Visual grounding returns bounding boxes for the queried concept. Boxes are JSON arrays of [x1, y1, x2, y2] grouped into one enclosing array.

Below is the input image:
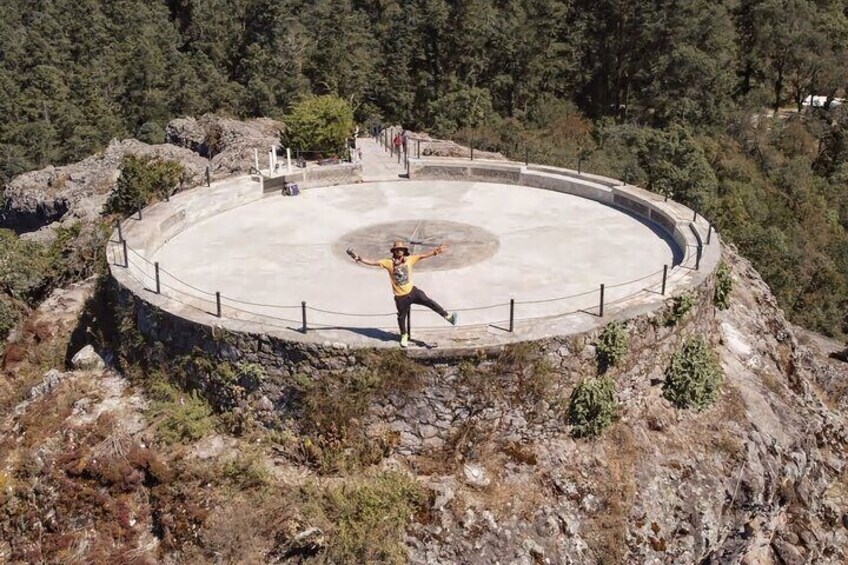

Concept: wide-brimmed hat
[[390, 240, 410, 255]]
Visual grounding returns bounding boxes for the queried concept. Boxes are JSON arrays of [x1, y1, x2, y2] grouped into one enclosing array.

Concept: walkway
[[358, 137, 407, 181]]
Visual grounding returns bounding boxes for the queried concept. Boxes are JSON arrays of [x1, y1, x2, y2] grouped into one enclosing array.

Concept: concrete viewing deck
[[109, 140, 720, 351]]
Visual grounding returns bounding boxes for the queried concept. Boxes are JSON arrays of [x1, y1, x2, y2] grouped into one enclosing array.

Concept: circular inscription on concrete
[[335, 219, 500, 271]]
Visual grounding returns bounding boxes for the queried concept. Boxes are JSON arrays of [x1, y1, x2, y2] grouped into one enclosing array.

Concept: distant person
[[347, 241, 457, 347], [393, 131, 403, 153]]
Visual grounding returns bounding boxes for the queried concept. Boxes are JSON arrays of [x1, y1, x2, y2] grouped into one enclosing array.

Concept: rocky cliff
[[0, 117, 845, 562], [0, 115, 281, 238], [0, 242, 844, 563]]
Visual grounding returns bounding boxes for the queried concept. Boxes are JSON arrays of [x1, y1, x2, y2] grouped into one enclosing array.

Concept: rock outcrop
[[403, 246, 848, 564], [166, 114, 282, 174], [1, 115, 282, 237], [1, 139, 208, 236]]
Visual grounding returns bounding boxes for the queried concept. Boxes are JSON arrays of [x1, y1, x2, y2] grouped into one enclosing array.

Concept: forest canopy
[[0, 0, 846, 337]]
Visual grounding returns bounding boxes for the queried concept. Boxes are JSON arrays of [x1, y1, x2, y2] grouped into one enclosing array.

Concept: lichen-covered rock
[[71, 344, 105, 371], [1, 139, 208, 234], [166, 114, 283, 174]]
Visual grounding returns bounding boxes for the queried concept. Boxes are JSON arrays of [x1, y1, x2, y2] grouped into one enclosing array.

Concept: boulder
[[463, 462, 491, 488], [166, 114, 283, 174], [71, 345, 105, 371], [2, 139, 209, 234]]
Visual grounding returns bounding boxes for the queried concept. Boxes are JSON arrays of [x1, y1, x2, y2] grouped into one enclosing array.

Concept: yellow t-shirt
[[378, 255, 421, 296]]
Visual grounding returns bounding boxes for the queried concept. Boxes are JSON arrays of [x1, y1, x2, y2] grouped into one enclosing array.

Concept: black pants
[[395, 287, 447, 334]]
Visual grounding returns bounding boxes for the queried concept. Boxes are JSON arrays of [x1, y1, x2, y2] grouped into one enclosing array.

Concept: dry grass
[[16, 380, 91, 448], [715, 382, 748, 425], [581, 424, 640, 564]]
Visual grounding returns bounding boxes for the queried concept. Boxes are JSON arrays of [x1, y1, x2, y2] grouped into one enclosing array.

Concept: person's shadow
[[342, 327, 436, 349]]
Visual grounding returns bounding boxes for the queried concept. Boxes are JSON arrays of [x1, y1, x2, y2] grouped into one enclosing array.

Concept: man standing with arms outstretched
[[348, 241, 457, 347]]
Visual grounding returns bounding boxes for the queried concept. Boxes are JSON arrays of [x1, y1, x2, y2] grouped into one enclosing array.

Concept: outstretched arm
[[417, 244, 447, 261], [347, 248, 382, 267]]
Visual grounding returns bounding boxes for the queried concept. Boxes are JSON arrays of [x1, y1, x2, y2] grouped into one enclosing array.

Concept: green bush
[[147, 379, 216, 445], [104, 155, 183, 216], [0, 229, 57, 303], [714, 262, 733, 310], [302, 472, 425, 564], [283, 95, 354, 155], [0, 295, 24, 341], [136, 121, 165, 144], [596, 321, 629, 372], [663, 338, 723, 410], [221, 452, 270, 489], [568, 376, 617, 438], [665, 291, 695, 326]]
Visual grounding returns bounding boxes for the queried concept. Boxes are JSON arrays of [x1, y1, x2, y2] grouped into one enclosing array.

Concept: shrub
[[147, 379, 216, 445], [302, 472, 425, 564], [221, 452, 270, 490], [282, 95, 354, 156], [104, 155, 183, 216], [369, 350, 423, 393], [0, 295, 24, 341], [136, 121, 165, 144], [568, 376, 617, 438], [518, 358, 556, 404], [663, 338, 723, 410], [665, 291, 695, 326], [596, 321, 629, 372], [714, 262, 733, 310], [495, 341, 537, 372], [0, 229, 56, 303]]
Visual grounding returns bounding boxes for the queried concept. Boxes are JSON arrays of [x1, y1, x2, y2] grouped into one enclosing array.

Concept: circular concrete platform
[[148, 180, 681, 333]]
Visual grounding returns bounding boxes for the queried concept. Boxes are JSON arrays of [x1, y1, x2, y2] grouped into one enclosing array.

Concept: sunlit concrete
[[147, 180, 682, 338]]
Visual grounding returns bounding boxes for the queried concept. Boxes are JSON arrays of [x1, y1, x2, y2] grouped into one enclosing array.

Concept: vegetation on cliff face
[[104, 155, 184, 216]]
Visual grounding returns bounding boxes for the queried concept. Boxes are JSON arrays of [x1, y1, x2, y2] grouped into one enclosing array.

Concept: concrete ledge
[[261, 163, 362, 193], [109, 159, 722, 358]]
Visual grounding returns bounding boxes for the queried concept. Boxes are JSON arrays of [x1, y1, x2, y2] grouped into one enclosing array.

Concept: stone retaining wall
[[115, 261, 718, 452], [110, 157, 723, 449]]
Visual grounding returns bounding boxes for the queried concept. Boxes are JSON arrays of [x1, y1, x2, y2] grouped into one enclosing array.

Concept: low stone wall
[[409, 159, 698, 257], [261, 162, 362, 193]]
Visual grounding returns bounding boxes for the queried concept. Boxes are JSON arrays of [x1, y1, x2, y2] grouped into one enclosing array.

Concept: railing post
[[205, 165, 211, 187], [470, 143, 474, 161], [301, 301, 307, 333], [707, 224, 712, 245], [417, 139, 421, 159], [216, 292, 222, 317], [577, 156, 582, 175], [525, 147, 529, 166], [509, 298, 515, 332], [137, 207, 143, 221], [661, 264, 668, 295], [693, 209, 697, 221], [599, 284, 605, 317], [154, 262, 160, 294], [116, 220, 123, 242], [122, 240, 128, 268], [696, 247, 702, 270]]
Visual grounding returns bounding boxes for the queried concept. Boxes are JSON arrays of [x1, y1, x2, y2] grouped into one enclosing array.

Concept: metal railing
[[111, 234, 703, 337], [112, 132, 715, 338]]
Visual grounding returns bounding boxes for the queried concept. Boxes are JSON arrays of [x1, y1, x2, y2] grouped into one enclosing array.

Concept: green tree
[[105, 155, 184, 216], [282, 95, 354, 154]]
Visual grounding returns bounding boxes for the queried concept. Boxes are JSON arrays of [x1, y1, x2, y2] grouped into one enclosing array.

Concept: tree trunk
[[773, 67, 784, 113]]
